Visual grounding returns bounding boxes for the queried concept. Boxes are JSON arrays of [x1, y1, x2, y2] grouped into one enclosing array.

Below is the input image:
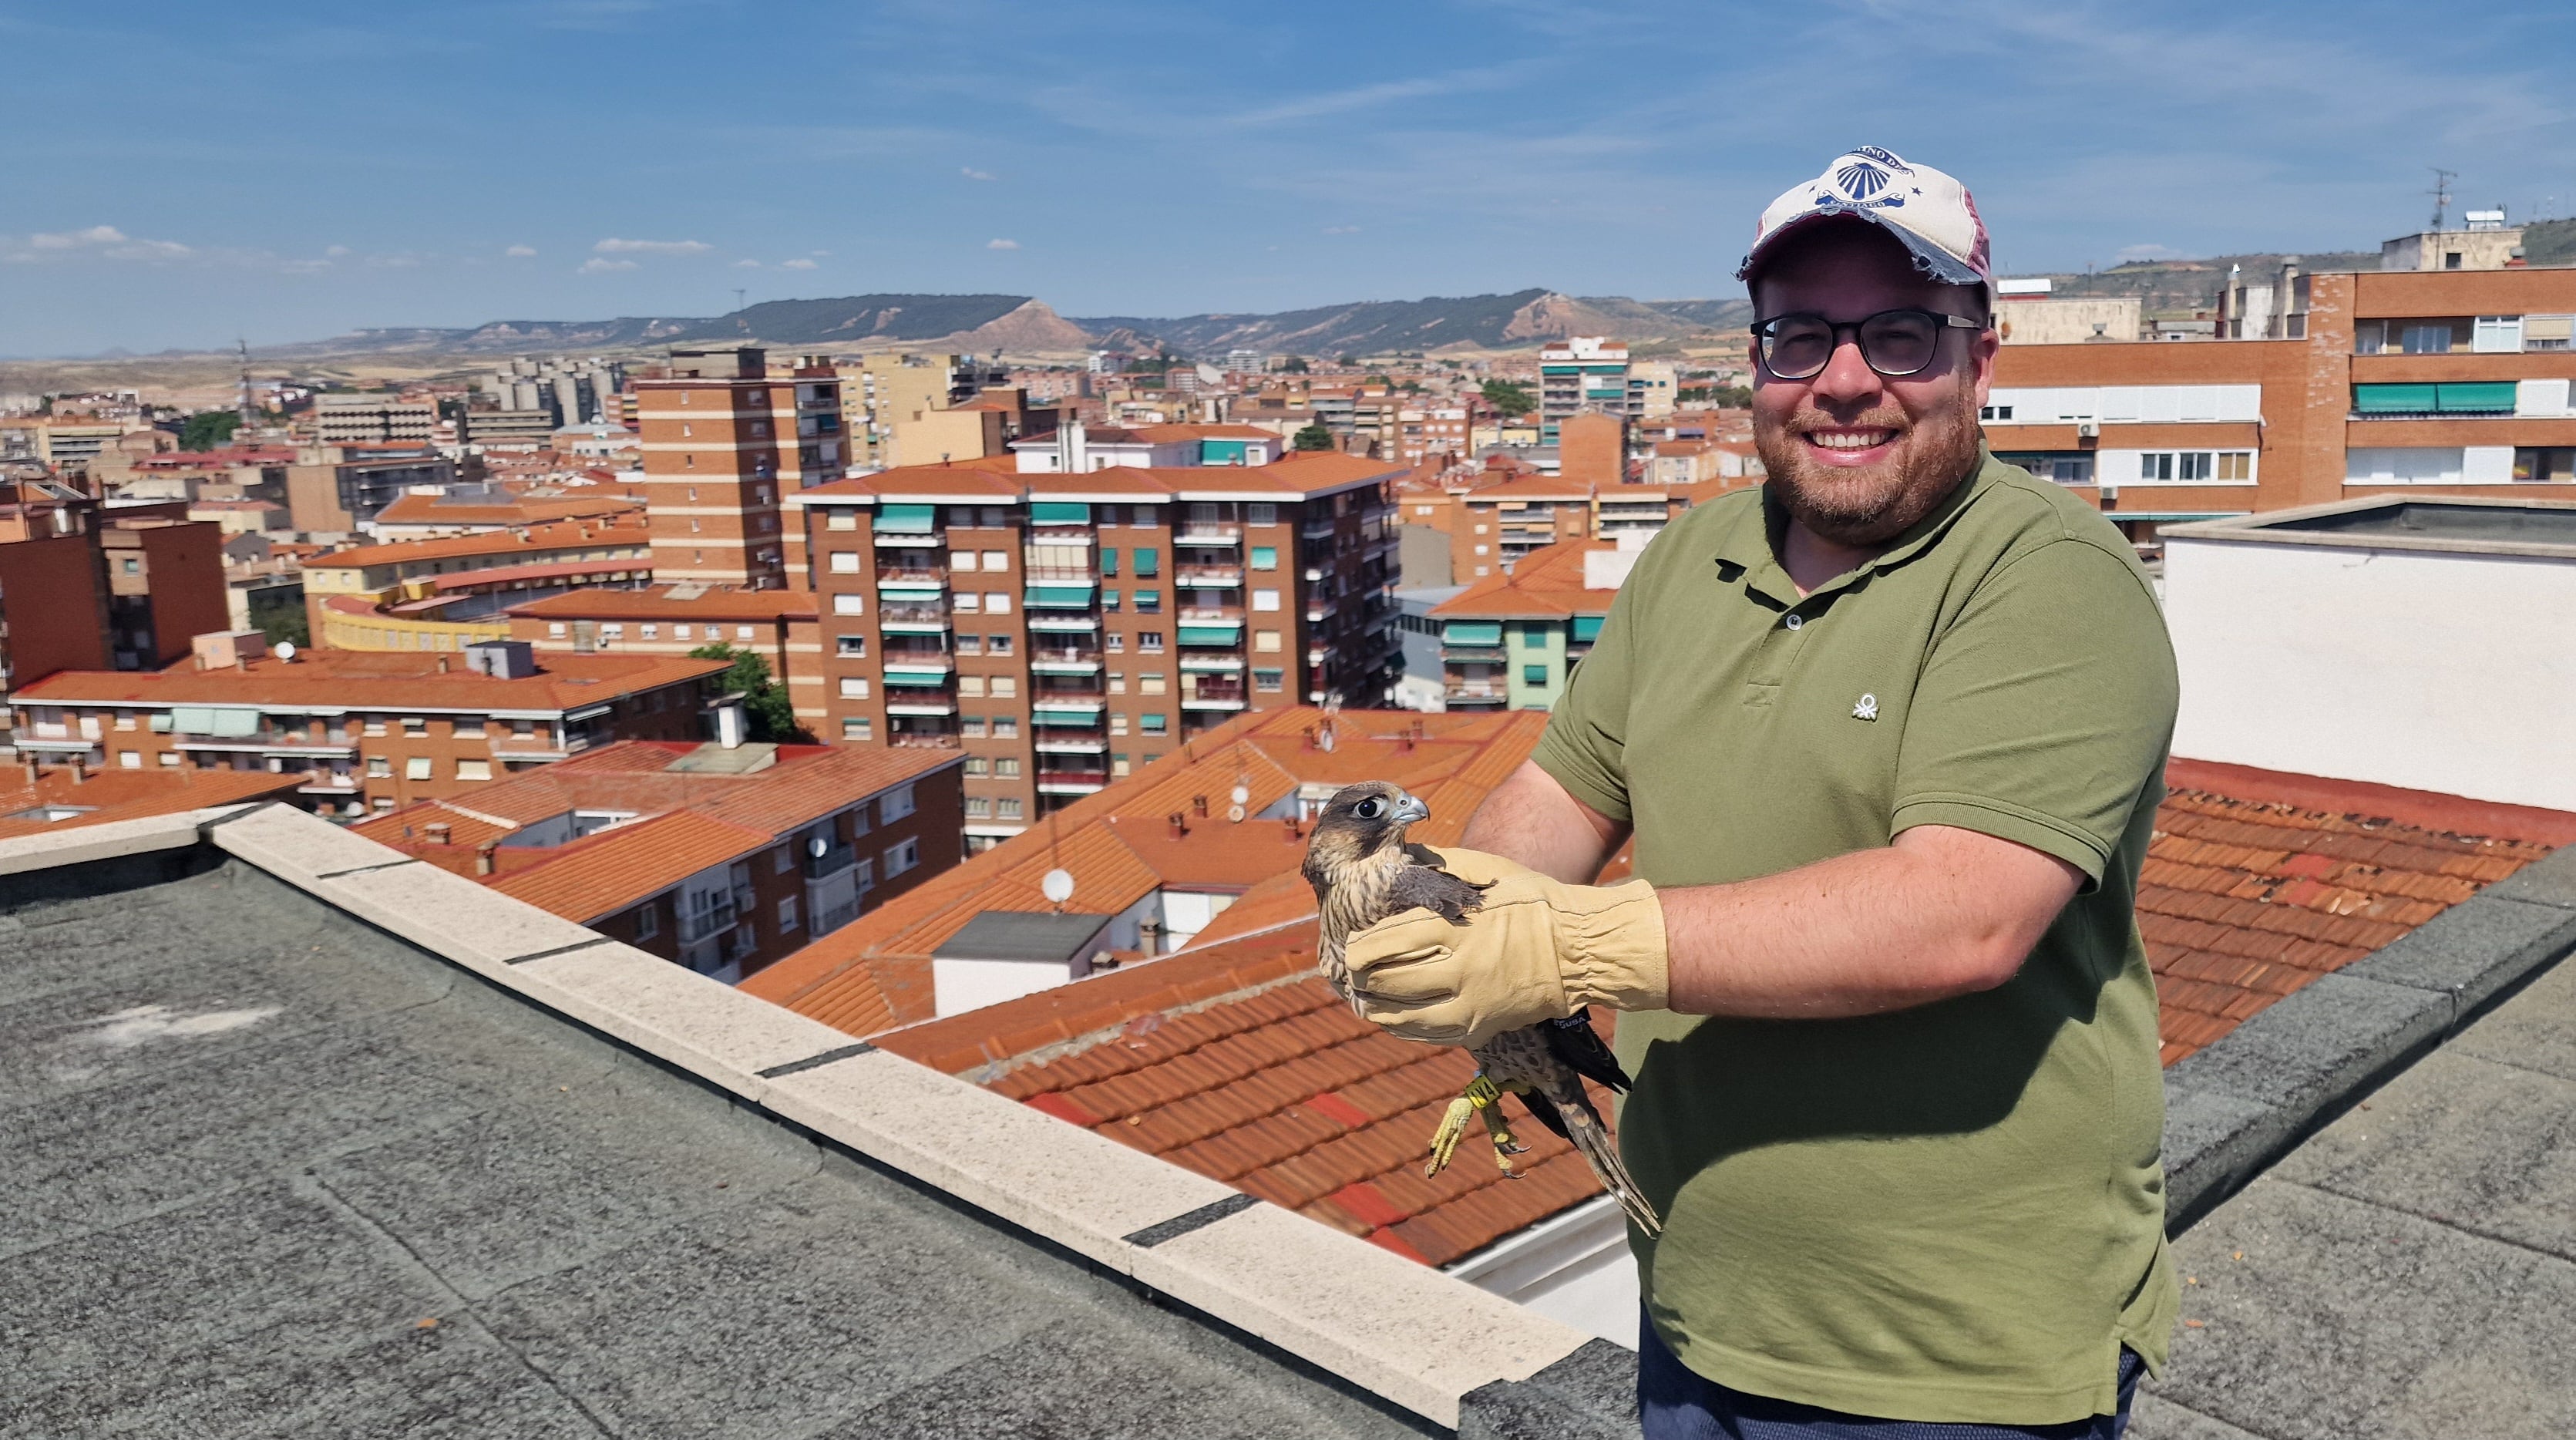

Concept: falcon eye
[[1354, 798, 1384, 819]]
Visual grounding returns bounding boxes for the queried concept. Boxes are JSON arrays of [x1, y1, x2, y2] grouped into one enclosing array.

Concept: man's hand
[[1346, 852, 1669, 1048]]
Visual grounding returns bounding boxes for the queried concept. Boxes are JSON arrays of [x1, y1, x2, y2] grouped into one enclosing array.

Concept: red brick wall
[[0, 535, 111, 689]]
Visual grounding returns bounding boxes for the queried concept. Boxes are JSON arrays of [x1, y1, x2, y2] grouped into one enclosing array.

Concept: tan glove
[[1347, 846, 1669, 1048]]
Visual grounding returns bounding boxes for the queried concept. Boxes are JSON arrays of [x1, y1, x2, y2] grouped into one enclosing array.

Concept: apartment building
[[99, 520, 227, 671], [9, 637, 725, 813], [1431, 537, 1631, 710], [283, 445, 457, 532], [836, 352, 1004, 469], [367, 486, 644, 540], [1011, 422, 1282, 473], [352, 738, 963, 984], [1538, 338, 1632, 443], [311, 394, 439, 445], [508, 584, 819, 696], [1986, 261, 2576, 552], [781, 451, 1404, 851], [634, 345, 846, 589], [303, 513, 654, 649]]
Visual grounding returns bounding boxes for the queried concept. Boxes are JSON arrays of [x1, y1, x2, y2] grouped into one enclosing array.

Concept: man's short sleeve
[[1891, 539, 2177, 883], [1530, 584, 1639, 823]]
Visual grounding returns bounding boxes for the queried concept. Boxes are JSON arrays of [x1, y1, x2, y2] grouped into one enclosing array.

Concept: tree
[[178, 412, 240, 451], [1292, 423, 1336, 452], [1280, 356, 1310, 374], [688, 641, 807, 742], [1337, 355, 1358, 367], [1480, 380, 1536, 418]]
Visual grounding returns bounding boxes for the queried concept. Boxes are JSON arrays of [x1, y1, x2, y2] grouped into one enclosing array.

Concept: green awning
[[1032, 706, 1105, 724], [876, 582, 943, 600], [2438, 382, 2519, 412], [171, 706, 217, 735], [873, 503, 937, 532], [1571, 615, 1605, 643], [2353, 383, 2438, 412], [1031, 501, 1091, 523], [1177, 623, 1243, 645], [213, 708, 261, 737], [880, 671, 949, 687], [1024, 584, 1097, 608], [1442, 621, 1504, 646]]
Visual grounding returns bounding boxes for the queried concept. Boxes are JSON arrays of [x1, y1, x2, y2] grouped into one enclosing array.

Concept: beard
[[1754, 389, 1984, 548]]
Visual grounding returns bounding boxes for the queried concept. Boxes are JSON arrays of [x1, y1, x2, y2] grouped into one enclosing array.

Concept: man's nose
[[1807, 335, 1885, 406]]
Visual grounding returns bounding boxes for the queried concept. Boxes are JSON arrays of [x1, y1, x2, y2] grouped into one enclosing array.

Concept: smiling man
[[1343, 149, 2181, 1436]]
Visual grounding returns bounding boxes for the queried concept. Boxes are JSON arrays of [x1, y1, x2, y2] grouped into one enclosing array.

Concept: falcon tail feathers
[[1542, 1088, 1662, 1236]]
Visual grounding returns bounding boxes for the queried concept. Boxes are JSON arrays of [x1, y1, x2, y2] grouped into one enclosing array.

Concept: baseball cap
[[1737, 146, 1993, 301]]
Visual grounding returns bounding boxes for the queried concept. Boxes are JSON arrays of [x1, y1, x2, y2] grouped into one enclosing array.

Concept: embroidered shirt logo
[[1851, 693, 1879, 722]]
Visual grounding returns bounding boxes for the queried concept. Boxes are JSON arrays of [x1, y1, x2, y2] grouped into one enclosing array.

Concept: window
[[954, 593, 981, 614], [1111, 712, 1129, 735], [454, 716, 486, 738], [836, 635, 867, 657], [2473, 315, 2524, 354], [401, 717, 427, 737], [635, 902, 660, 940], [839, 677, 869, 699], [982, 550, 1007, 571], [990, 676, 1017, 698], [2215, 451, 2254, 481], [997, 798, 1024, 820], [961, 716, 987, 738], [1518, 628, 1545, 649], [1140, 714, 1168, 735], [404, 756, 432, 780], [1132, 547, 1159, 577], [1253, 589, 1281, 611], [1102, 590, 1121, 611], [117, 749, 141, 769], [829, 552, 860, 574], [777, 897, 800, 932], [1139, 631, 1165, 653], [1106, 632, 1125, 653], [832, 593, 864, 616], [959, 675, 986, 698], [966, 796, 991, 819], [841, 717, 871, 740], [160, 752, 183, 768], [1523, 665, 1549, 685], [2514, 447, 2576, 482], [1108, 671, 1126, 695], [736, 626, 754, 640], [826, 510, 859, 531], [883, 837, 921, 877], [1132, 505, 1158, 526], [640, 624, 660, 641], [120, 557, 140, 575], [1255, 630, 1282, 654], [985, 591, 1012, 615], [600, 623, 624, 641], [1248, 503, 1276, 525], [1135, 590, 1161, 614], [455, 757, 493, 782], [992, 718, 1017, 739], [2400, 324, 2454, 355], [953, 552, 979, 573], [1100, 548, 1119, 577], [1253, 668, 1284, 693], [965, 755, 990, 777], [774, 843, 796, 874], [1140, 672, 1168, 695], [879, 784, 916, 822], [1250, 546, 1278, 570], [987, 634, 1011, 656], [1978, 403, 2014, 421], [549, 622, 567, 638], [994, 758, 1021, 779]]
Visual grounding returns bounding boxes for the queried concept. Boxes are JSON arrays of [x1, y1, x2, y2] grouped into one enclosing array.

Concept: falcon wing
[[1385, 862, 1488, 927], [1541, 1008, 1635, 1094]]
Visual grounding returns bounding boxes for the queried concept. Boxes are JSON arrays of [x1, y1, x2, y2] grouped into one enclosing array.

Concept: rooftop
[[14, 651, 729, 714], [370, 490, 644, 530], [1431, 538, 1625, 621], [311, 513, 653, 570], [2171, 495, 2576, 557], [0, 767, 302, 839], [508, 583, 819, 622]]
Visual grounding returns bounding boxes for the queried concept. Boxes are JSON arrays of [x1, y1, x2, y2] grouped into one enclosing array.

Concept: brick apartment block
[[781, 451, 1405, 852], [507, 584, 820, 699], [8, 638, 726, 813], [634, 345, 847, 589]]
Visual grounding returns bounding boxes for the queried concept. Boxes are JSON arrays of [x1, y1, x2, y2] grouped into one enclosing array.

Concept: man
[[1346, 147, 2178, 1437]]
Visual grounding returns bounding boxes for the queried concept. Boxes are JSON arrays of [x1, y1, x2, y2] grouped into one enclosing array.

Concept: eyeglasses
[[1750, 308, 1986, 381]]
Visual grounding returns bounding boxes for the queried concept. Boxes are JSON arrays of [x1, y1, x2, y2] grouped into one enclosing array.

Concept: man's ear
[[1968, 322, 1999, 407]]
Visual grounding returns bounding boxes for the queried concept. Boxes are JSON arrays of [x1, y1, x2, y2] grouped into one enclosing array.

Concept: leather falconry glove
[[1346, 846, 1669, 1049]]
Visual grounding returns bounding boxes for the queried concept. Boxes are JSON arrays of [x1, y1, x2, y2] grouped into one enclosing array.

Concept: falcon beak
[[1392, 792, 1429, 825]]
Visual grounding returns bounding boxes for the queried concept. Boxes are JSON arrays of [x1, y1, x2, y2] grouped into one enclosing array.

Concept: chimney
[[1167, 811, 1187, 841], [474, 841, 496, 876], [1192, 793, 1209, 818], [68, 757, 85, 784], [436, 654, 450, 674]]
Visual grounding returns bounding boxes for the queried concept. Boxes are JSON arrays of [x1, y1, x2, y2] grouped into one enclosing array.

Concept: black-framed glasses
[[1751, 308, 1986, 381]]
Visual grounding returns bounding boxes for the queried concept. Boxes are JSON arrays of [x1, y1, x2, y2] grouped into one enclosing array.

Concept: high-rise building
[[635, 346, 845, 590], [1537, 337, 1632, 443], [782, 451, 1404, 851]]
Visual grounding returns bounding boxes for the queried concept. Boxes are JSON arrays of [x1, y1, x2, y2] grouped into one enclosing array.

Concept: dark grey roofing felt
[[931, 910, 1114, 964], [2265, 500, 2576, 547], [0, 852, 1423, 1439]]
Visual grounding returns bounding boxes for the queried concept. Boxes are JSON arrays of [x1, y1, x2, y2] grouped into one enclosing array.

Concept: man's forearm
[[1459, 761, 1628, 884], [1659, 826, 2081, 1018]]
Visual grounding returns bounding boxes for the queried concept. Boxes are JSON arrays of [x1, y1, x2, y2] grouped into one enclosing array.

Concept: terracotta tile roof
[[15, 652, 728, 714], [2144, 759, 2570, 1063], [311, 513, 652, 569], [507, 585, 817, 622], [485, 810, 774, 920], [738, 708, 1551, 1029], [1430, 539, 1620, 620], [0, 768, 303, 839], [1465, 474, 1596, 503], [370, 492, 642, 528]]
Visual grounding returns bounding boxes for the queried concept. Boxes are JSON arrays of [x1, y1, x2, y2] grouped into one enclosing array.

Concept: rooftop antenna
[[2428, 168, 2458, 232], [235, 339, 256, 433], [731, 287, 748, 314]]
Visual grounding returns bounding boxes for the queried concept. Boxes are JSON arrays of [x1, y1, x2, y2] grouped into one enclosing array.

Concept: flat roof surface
[[2269, 500, 2576, 546], [932, 910, 1112, 964], [0, 856, 1419, 1438]]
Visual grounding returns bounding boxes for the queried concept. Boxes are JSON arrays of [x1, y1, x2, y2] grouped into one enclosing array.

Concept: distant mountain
[[1075, 289, 1754, 358]]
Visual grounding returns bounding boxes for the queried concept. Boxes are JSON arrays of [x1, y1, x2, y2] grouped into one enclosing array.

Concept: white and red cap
[[1737, 146, 1993, 301]]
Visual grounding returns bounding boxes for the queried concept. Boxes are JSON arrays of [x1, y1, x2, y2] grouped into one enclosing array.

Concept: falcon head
[[1301, 781, 1430, 884]]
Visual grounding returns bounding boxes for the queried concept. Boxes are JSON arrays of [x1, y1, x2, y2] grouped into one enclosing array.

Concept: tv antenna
[[731, 287, 748, 313], [2428, 168, 2458, 231], [235, 338, 256, 431]]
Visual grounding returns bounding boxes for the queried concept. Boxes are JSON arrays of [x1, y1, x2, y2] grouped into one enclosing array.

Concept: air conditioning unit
[[2077, 422, 2100, 439]]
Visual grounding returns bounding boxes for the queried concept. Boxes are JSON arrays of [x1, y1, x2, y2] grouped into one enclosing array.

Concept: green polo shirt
[[1531, 452, 2180, 1425]]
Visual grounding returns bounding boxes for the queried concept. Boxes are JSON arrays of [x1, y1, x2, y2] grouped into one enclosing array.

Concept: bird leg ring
[[1425, 1074, 1522, 1179]]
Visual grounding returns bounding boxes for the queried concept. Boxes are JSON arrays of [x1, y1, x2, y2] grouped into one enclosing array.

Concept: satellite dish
[[274, 641, 297, 661], [809, 836, 828, 858], [1041, 868, 1075, 905], [1226, 804, 1246, 823], [1229, 784, 1250, 807]]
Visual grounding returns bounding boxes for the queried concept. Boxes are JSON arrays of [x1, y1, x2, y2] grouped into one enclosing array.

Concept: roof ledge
[[0, 802, 1591, 1428]]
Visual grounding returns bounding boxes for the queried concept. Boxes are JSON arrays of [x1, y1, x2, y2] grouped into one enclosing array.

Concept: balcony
[[1176, 606, 1244, 624], [878, 603, 949, 632], [1027, 648, 1102, 675], [802, 840, 859, 881], [873, 530, 942, 547], [1300, 519, 1337, 540], [886, 698, 958, 716], [876, 567, 949, 586], [1026, 613, 1099, 631], [1034, 770, 1109, 795], [1179, 654, 1243, 672], [880, 655, 956, 678], [1176, 566, 1243, 586], [1176, 523, 1242, 544], [1444, 681, 1508, 705], [677, 900, 739, 945], [1034, 737, 1109, 754], [888, 732, 960, 749]]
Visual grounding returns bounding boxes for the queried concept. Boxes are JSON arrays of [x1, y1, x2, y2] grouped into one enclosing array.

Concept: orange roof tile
[[15, 651, 728, 714], [508, 584, 817, 622], [486, 810, 775, 920], [371, 492, 642, 528], [1430, 538, 1621, 621], [0, 768, 303, 840], [311, 513, 652, 569]]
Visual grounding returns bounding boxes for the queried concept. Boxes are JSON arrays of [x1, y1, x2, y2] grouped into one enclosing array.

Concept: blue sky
[[3, 0, 2571, 356]]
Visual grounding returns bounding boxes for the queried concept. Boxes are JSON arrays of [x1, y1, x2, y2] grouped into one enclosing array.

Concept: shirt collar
[[1715, 445, 1999, 607]]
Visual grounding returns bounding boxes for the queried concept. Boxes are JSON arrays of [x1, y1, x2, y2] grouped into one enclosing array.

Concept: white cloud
[[987, 237, 1021, 250], [579, 257, 640, 274], [781, 257, 818, 270], [30, 224, 126, 250], [1322, 225, 1361, 234], [731, 257, 762, 268], [962, 167, 997, 181], [18, 224, 193, 261], [324, 244, 351, 257], [593, 237, 711, 254], [2114, 243, 2185, 262], [505, 244, 537, 257]]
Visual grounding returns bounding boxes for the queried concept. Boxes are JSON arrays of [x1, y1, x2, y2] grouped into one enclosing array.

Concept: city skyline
[[2, 0, 2572, 356]]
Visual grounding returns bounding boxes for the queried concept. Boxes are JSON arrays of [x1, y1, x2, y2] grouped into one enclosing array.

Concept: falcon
[[1303, 781, 1661, 1235]]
